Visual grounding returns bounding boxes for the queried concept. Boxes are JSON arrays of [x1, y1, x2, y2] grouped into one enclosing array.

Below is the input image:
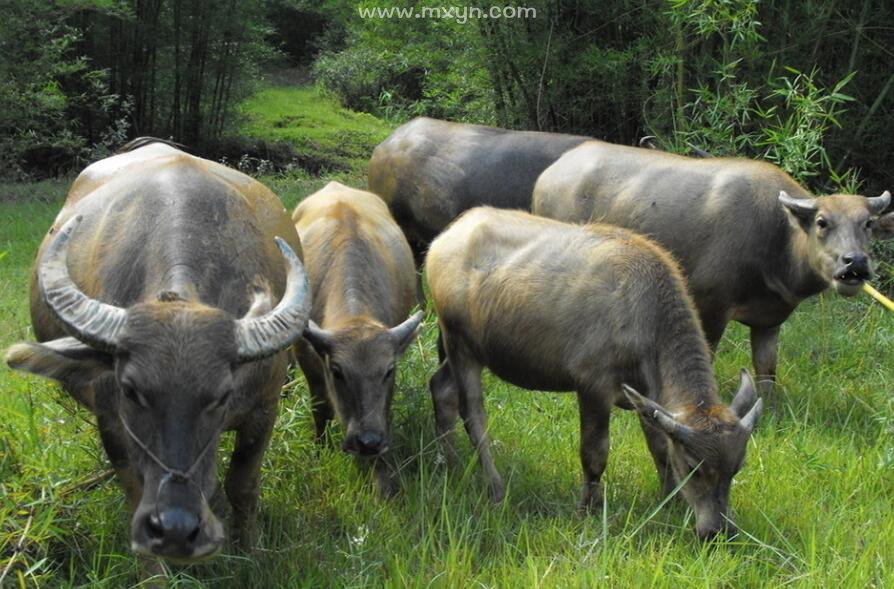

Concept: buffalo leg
[[638, 416, 676, 497], [576, 391, 611, 513], [295, 341, 334, 444], [225, 409, 276, 548], [449, 348, 504, 502], [750, 325, 779, 395], [429, 359, 460, 464], [701, 312, 729, 353]]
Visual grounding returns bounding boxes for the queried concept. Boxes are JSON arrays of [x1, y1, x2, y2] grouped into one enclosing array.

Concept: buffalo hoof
[[578, 481, 604, 514], [488, 479, 506, 503]]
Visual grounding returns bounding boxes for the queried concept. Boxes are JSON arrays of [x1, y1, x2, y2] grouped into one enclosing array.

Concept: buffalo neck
[[781, 224, 829, 301], [755, 186, 829, 304], [653, 296, 720, 412]]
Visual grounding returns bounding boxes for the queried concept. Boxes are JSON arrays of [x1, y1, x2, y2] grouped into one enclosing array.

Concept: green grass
[[235, 85, 393, 175], [1, 177, 893, 588], [1, 90, 893, 587]]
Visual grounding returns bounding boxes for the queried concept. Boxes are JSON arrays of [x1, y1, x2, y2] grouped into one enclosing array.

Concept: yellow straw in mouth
[[863, 283, 894, 312]]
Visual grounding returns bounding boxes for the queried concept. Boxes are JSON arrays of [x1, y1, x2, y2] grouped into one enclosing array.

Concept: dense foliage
[[2, 0, 892, 275], [1, 0, 275, 178], [310, 0, 893, 197], [4, 0, 892, 192]]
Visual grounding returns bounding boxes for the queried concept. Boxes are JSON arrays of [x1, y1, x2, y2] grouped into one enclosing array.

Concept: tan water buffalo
[[292, 181, 423, 495], [532, 141, 893, 393], [5, 138, 311, 562], [367, 117, 589, 261], [426, 207, 763, 540]]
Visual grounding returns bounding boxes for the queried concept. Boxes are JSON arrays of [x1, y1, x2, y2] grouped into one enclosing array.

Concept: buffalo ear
[[779, 191, 818, 221], [303, 321, 334, 357], [875, 211, 894, 240], [4, 337, 112, 411]]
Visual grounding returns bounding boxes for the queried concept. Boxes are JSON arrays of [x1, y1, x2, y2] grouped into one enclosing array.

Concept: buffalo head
[[780, 190, 892, 296], [303, 311, 423, 458], [623, 370, 763, 540], [6, 215, 311, 561]]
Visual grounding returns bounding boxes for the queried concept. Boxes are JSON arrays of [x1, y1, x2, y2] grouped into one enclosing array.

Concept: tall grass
[[0, 176, 892, 587]]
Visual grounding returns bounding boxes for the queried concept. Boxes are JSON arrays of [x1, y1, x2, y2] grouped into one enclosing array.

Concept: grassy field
[[1, 87, 893, 588], [236, 85, 393, 175]]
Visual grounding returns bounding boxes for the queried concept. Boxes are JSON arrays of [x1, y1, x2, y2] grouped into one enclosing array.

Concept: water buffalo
[[426, 207, 762, 540], [4, 138, 311, 562], [367, 117, 589, 261], [532, 141, 893, 393], [292, 181, 423, 495]]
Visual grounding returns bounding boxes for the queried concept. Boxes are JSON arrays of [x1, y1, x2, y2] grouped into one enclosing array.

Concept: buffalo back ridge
[[367, 117, 589, 261]]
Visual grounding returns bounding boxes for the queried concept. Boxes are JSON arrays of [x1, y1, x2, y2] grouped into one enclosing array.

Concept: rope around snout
[[863, 283, 894, 312], [118, 409, 224, 489]]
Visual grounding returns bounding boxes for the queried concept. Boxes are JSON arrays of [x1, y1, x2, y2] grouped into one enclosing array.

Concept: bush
[[314, 48, 419, 115], [0, 2, 113, 180]]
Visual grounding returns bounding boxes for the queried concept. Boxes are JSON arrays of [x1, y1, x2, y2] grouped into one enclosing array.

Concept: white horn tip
[[274, 236, 297, 260]]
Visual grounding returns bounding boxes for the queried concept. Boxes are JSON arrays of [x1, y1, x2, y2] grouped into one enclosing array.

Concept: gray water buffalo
[[367, 117, 589, 261], [5, 138, 311, 562], [532, 141, 893, 393], [426, 207, 762, 540], [292, 182, 423, 495]]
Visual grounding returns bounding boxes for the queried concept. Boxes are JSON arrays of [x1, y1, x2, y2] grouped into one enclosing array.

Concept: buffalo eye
[[330, 362, 344, 381], [685, 458, 703, 478], [383, 364, 395, 382], [816, 217, 828, 229], [865, 218, 874, 230], [121, 385, 147, 408]]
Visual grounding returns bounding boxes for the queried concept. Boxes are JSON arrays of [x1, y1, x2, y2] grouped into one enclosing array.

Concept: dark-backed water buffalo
[[426, 207, 762, 540], [5, 138, 311, 562], [532, 142, 893, 393], [367, 117, 589, 260], [292, 181, 423, 494]]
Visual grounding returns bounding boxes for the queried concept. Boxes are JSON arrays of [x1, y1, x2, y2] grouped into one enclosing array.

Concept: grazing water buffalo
[[533, 142, 893, 393], [426, 208, 762, 540], [367, 117, 589, 260], [5, 138, 311, 562], [292, 182, 423, 495]]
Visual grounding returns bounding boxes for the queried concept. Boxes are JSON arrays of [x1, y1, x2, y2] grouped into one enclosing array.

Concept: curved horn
[[687, 142, 713, 158], [866, 190, 891, 215], [235, 237, 312, 361], [38, 215, 127, 351], [729, 369, 757, 418], [654, 411, 696, 441], [389, 310, 424, 352], [778, 191, 818, 218], [621, 384, 695, 441], [639, 136, 659, 150], [740, 398, 763, 435]]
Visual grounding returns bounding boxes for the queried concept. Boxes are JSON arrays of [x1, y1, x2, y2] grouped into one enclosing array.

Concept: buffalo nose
[[355, 430, 385, 456], [841, 252, 871, 278], [145, 507, 201, 547], [842, 252, 868, 268]]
